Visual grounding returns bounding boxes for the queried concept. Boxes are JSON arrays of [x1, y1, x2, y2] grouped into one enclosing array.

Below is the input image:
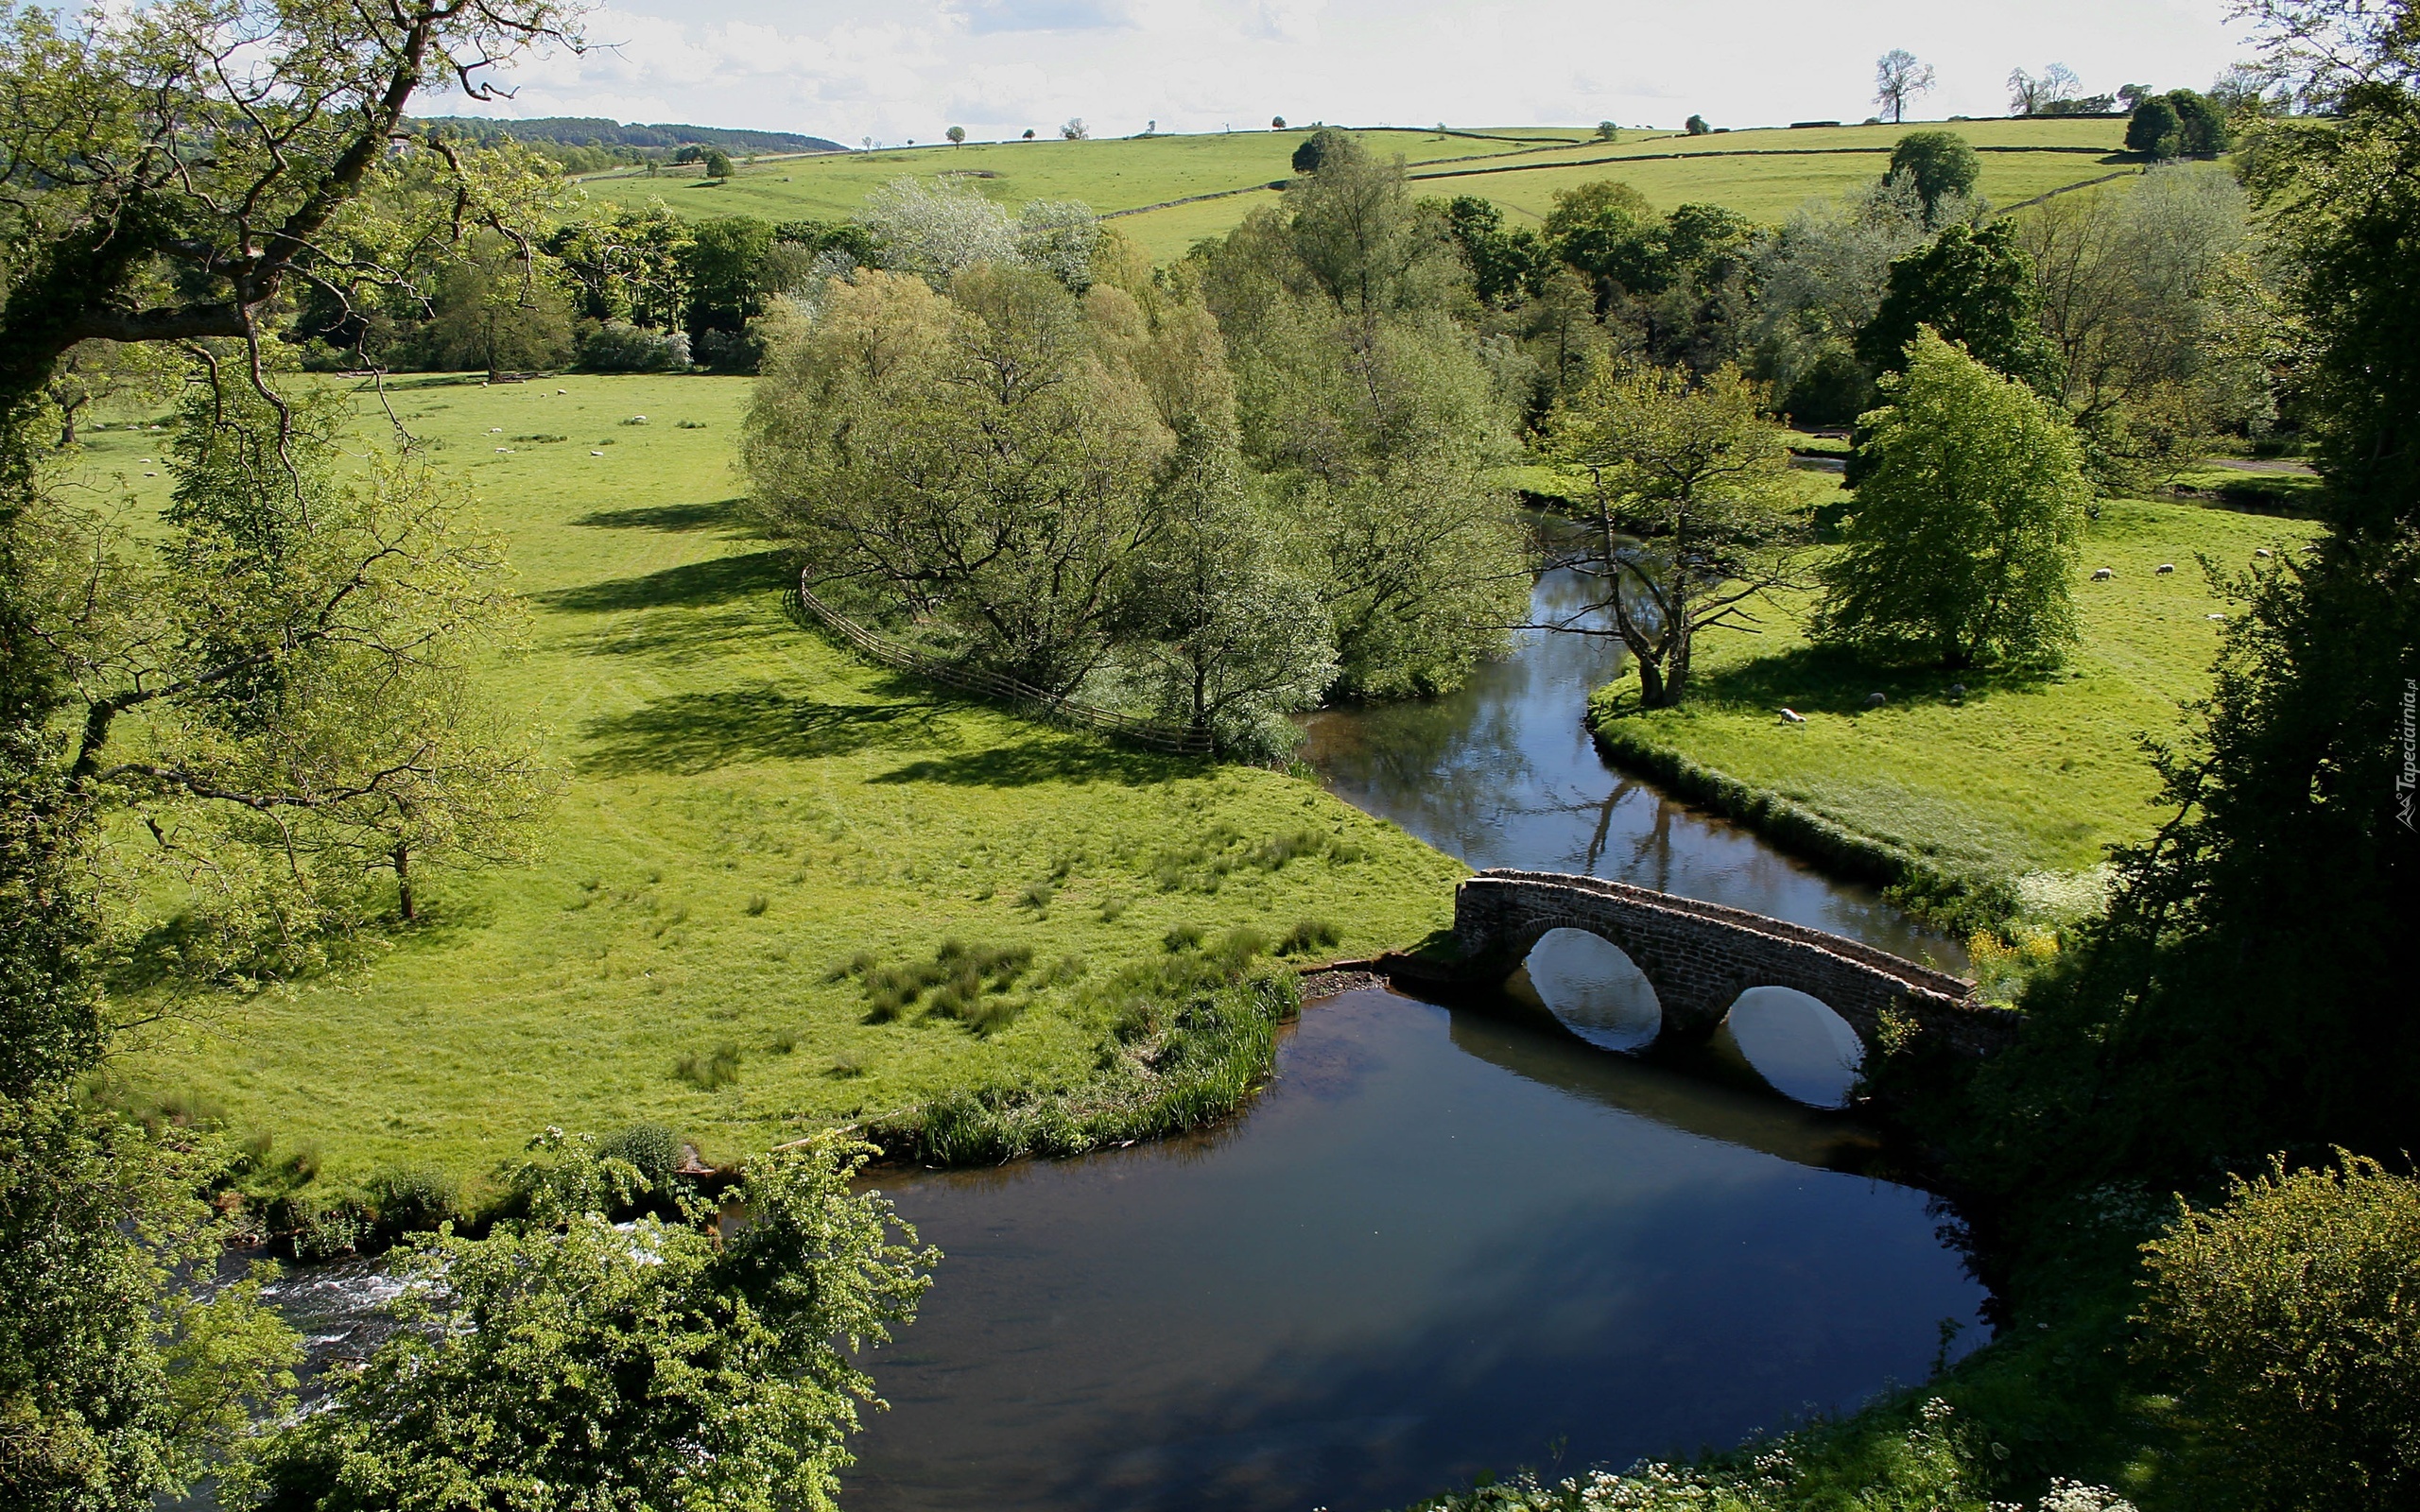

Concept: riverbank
[[1582, 496, 2321, 937], [88, 373, 1461, 1212]]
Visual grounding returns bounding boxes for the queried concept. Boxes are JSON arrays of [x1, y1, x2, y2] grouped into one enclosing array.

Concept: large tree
[[1813, 329, 2089, 668], [1875, 49, 1937, 124], [1857, 221, 2056, 389], [1542, 362, 1806, 707]]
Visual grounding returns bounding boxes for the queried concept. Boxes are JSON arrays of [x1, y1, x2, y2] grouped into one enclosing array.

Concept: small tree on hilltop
[[1061, 117, 1088, 140], [1875, 49, 1936, 124], [1685, 113, 1711, 135], [1813, 329, 2089, 669], [1596, 120, 1619, 140], [1543, 362, 1807, 708], [1023, 128, 1035, 140], [1887, 129, 1979, 217], [1270, 115, 1287, 129], [945, 125, 966, 146]]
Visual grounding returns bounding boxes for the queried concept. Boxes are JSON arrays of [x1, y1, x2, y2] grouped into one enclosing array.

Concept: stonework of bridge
[[1451, 869, 2016, 1056]]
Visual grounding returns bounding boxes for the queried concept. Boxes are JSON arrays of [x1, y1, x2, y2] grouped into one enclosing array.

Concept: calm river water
[[239, 560, 1986, 1512]]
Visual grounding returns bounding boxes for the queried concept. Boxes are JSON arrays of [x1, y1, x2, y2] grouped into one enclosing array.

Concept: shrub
[[579, 321, 691, 373], [365, 1165, 458, 1242], [743, 893, 769, 917], [596, 1123, 683, 1187], [2137, 1152, 2420, 1510], [1163, 921, 1205, 952], [283, 1194, 372, 1262], [1017, 879, 1055, 911]]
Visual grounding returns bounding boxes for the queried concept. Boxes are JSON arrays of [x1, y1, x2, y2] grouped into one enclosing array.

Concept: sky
[[445, 0, 2254, 145]]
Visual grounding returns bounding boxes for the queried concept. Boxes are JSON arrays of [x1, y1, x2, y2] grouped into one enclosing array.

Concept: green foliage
[[2138, 1154, 2420, 1510], [0, 1093, 302, 1510], [2162, 90, 2230, 156], [31, 380, 561, 969], [1962, 28, 2420, 1195], [1858, 221, 2056, 389], [1816, 331, 2088, 668], [2124, 97, 2182, 158], [417, 232, 577, 376], [241, 1134, 935, 1512], [1545, 361, 1805, 706], [1888, 130, 1979, 214], [363, 1163, 458, 1242], [680, 215, 775, 337]]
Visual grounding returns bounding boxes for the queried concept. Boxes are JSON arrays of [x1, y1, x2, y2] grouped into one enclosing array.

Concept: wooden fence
[[786, 573, 1215, 755]]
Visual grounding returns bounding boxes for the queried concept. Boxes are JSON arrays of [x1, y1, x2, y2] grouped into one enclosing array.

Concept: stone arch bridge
[[1450, 869, 2015, 1057]]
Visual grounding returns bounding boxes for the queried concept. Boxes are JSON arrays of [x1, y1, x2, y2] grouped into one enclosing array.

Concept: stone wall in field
[[1452, 869, 2014, 1056]]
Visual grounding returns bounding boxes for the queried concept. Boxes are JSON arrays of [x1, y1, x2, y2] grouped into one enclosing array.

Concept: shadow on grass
[[538, 550, 788, 615], [873, 735, 1193, 789], [569, 498, 751, 534], [1636, 643, 2063, 720], [579, 688, 956, 775]]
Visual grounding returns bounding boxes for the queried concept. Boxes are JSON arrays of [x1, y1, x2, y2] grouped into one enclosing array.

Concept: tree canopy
[[1814, 329, 2089, 668]]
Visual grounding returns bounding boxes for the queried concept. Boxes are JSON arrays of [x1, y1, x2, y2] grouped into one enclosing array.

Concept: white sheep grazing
[[2156, 563, 2176, 574], [2255, 547, 2273, 558], [2092, 567, 2115, 580], [2207, 612, 2227, 622], [1865, 692, 1887, 707], [591, 450, 605, 456], [1780, 708, 1806, 724]]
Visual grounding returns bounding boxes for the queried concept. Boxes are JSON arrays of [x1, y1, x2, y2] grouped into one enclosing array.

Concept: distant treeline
[[411, 115, 844, 172]]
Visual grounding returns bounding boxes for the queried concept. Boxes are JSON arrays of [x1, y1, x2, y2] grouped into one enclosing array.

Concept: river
[[235, 559, 1986, 1512]]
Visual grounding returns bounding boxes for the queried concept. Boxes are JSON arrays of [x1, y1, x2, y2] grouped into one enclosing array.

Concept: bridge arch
[[1514, 927, 1663, 1051], [1715, 986, 1865, 1108], [1452, 869, 2012, 1064]]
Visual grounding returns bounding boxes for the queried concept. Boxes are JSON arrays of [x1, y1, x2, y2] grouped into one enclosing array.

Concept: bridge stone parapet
[[1452, 869, 2015, 1057]]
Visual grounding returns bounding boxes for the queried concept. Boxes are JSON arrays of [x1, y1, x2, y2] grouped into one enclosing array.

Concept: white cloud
[[439, 0, 2251, 146]]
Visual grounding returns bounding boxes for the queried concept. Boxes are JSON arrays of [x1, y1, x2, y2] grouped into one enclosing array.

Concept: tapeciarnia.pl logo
[[2399, 677, 2417, 832]]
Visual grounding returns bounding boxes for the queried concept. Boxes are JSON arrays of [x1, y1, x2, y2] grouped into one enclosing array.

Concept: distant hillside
[[414, 116, 845, 155]]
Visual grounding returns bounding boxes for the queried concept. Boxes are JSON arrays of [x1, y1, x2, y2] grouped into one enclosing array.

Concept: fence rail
[[787, 574, 1214, 755]]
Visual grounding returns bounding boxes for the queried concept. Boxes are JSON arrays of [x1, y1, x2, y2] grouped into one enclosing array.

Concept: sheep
[[2156, 562, 2176, 574], [1865, 692, 1887, 708], [1949, 682, 1967, 698], [2255, 547, 2273, 558], [2092, 567, 2116, 581], [591, 450, 605, 456], [1779, 708, 1806, 724]]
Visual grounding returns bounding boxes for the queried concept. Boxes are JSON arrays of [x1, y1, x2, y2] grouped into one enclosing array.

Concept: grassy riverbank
[[1585, 495, 2321, 928], [84, 373, 1461, 1199]]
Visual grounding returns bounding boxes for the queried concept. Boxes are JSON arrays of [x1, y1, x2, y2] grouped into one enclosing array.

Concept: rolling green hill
[[579, 117, 2133, 258]]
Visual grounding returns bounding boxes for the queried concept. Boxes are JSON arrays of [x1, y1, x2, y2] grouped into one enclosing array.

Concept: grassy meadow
[[76, 373, 1461, 1194], [1587, 489, 2320, 909], [582, 116, 2132, 258]]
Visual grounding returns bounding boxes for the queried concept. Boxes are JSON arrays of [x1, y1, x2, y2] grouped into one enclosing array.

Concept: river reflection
[[1299, 543, 1963, 971], [841, 988, 1982, 1512]]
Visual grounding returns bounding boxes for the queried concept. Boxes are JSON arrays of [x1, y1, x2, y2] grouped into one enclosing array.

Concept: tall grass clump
[[674, 1044, 742, 1090], [856, 940, 1036, 1033]]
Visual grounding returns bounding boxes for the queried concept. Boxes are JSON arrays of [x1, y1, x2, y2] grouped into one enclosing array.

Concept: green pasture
[[579, 117, 2131, 260], [86, 374, 1461, 1193], [1589, 490, 2319, 903]]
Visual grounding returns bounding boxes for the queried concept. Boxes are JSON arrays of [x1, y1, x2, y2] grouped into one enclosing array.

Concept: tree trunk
[[393, 843, 416, 922], [57, 400, 81, 447], [1634, 657, 1670, 708]]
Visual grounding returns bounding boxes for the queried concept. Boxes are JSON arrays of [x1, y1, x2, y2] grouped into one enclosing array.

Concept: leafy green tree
[[946, 125, 967, 146], [1962, 2, 2420, 1194], [43, 340, 181, 447], [1440, 195, 1549, 305], [680, 215, 777, 338], [2137, 1153, 2420, 1512], [2165, 87, 2232, 155], [418, 233, 576, 376], [700, 146, 734, 179], [2125, 94, 2183, 156], [746, 266, 1194, 693], [34, 383, 558, 955], [1685, 113, 1711, 135], [1119, 430, 1336, 757], [1814, 330, 2089, 668], [1543, 362, 1806, 707], [1857, 221, 2056, 388], [546, 206, 695, 328], [1291, 126, 1350, 175], [1887, 129, 1979, 215], [242, 1135, 937, 1512]]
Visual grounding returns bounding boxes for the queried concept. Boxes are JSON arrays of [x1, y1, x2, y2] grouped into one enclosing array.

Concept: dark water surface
[[842, 990, 1981, 1512]]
